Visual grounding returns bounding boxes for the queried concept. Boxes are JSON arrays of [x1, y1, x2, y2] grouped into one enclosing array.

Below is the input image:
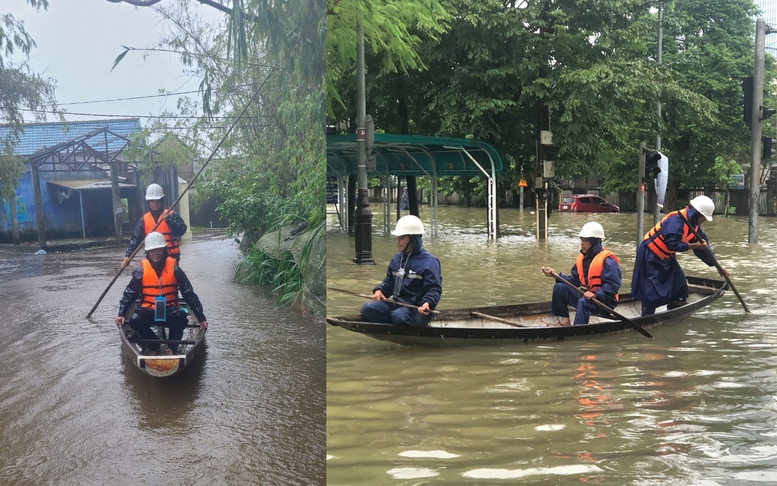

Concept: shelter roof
[[0, 118, 142, 156], [47, 179, 136, 191], [327, 133, 504, 178]]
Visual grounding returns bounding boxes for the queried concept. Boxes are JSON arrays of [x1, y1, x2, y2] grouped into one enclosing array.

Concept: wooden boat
[[118, 302, 206, 377], [327, 276, 727, 346]]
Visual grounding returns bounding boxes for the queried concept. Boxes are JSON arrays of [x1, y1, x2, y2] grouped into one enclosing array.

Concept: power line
[[20, 108, 271, 120], [57, 90, 201, 106]]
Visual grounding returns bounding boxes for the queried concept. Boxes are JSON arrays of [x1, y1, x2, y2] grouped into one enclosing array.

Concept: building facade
[[755, 0, 777, 53]]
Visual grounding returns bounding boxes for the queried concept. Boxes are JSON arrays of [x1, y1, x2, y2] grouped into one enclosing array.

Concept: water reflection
[[122, 345, 207, 429], [328, 206, 777, 484]]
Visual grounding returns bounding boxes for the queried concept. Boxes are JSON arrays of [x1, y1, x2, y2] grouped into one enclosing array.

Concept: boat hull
[[327, 276, 727, 347], [118, 304, 206, 377]]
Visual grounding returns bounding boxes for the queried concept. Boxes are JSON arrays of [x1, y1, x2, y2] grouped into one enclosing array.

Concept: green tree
[[111, 0, 326, 308], [326, 0, 449, 120], [341, 0, 759, 211], [0, 0, 58, 243], [652, 0, 758, 210], [114, 0, 325, 230]]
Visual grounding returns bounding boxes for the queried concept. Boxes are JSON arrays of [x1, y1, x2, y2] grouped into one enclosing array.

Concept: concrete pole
[[108, 131, 122, 245], [749, 19, 767, 244], [654, 3, 663, 225], [637, 142, 645, 249], [31, 161, 46, 247], [353, 22, 374, 264]]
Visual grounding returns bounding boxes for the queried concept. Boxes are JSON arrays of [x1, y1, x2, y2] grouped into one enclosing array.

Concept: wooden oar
[[548, 270, 653, 339], [328, 287, 440, 315], [677, 211, 751, 314], [86, 72, 274, 319], [470, 311, 529, 328]]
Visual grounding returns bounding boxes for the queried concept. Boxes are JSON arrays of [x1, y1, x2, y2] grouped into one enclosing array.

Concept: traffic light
[[742, 76, 777, 126], [744, 76, 753, 128], [643, 150, 662, 181], [763, 136, 777, 159]]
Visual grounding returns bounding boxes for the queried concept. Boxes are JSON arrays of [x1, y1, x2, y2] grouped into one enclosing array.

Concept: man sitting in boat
[[115, 232, 208, 355], [631, 195, 728, 316], [541, 222, 621, 326], [360, 215, 442, 326], [120, 183, 187, 270]]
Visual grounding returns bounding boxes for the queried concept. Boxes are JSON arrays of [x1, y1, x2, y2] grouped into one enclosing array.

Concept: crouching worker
[[541, 222, 622, 326], [115, 232, 208, 355], [360, 215, 442, 326]]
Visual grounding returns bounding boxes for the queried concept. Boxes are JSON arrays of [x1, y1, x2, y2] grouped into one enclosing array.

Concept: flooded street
[[327, 206, 777, 484], [0, 236, 325, 485]]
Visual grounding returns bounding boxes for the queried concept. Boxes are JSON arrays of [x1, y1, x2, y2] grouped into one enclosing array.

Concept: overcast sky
[[6, 0, 223, 125]]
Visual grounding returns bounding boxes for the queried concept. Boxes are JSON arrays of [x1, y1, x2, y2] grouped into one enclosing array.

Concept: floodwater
[[0, 236, 325, 485], [327, 206, 777, 485]]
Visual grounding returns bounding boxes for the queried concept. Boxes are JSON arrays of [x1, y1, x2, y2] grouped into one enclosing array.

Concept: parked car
[[558, 195, 620, 213]]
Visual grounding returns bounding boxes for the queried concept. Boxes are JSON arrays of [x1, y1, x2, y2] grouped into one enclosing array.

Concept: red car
[[558, 195, 620, 213]]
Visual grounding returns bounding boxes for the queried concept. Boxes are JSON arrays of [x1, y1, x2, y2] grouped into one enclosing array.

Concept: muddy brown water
[[0, 236, 325, 485], [327, 207, 777, 485]]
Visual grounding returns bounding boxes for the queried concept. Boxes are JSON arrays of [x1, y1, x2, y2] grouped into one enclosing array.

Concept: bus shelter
[[326, 134, 504, 239]]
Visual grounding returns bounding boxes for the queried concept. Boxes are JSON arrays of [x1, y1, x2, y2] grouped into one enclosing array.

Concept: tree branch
[[105, 0, 164, 6]]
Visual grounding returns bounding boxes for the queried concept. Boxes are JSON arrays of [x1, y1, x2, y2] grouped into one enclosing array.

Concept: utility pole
[[749, 18, 774, 244], [353, 22, 374, 264], [654, 3, 663, 225], [535, 105, 552, 240]]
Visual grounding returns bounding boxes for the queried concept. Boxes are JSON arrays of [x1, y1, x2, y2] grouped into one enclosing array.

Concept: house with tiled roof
[[0, 119, 143, 244]]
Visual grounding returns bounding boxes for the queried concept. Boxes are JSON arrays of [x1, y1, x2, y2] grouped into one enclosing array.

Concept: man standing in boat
[[541, 222, 622, 326], [360, 215, 442, 326], [115, 232, 208, 355], [120, 183, 187, 270], [631, 195, 728, 316]]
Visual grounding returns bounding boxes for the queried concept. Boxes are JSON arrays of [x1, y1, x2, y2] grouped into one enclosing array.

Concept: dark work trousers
[[360, 300, 429, 326], [550, 282, 615, 325], [129, 307, 189, 352]]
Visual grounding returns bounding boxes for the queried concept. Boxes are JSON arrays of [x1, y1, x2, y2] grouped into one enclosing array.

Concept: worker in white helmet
[[631, 195, 728, 316], [541, 221, 622, 326], [115, 232, 207, 355], [121, 183, 187, 270], [360, 215, 442, 326]]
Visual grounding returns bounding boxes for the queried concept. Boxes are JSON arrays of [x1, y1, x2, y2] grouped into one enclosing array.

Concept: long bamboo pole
[[86, 72, 273, 319]]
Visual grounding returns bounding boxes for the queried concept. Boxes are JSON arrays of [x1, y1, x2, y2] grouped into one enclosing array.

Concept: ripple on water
[[399, 450, 461, 459], [462, 464, 604, 479], [387, 467, 440, 479]]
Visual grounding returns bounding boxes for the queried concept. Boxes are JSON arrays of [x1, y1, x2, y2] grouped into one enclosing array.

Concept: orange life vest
[[643, 208, 695, 259], [575, 249, 620, 301], [139, 257, 179, 309], [143, 212, 180, 257]]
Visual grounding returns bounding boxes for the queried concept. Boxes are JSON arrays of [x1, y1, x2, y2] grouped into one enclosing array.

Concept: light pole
[[353, 22, 375, 264]]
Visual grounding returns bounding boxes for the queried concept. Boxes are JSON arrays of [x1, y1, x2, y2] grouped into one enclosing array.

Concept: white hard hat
[[144, 232, 167, 251], [579, 221, 605, 239], [391, 215, 424, 236], [145, 183, 165, 200], [690, 195, 714, 221]]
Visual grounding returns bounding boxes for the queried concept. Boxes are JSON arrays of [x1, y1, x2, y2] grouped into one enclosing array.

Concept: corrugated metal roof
[[48, 179, 136, 191], [0, 118, 142, 156]]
